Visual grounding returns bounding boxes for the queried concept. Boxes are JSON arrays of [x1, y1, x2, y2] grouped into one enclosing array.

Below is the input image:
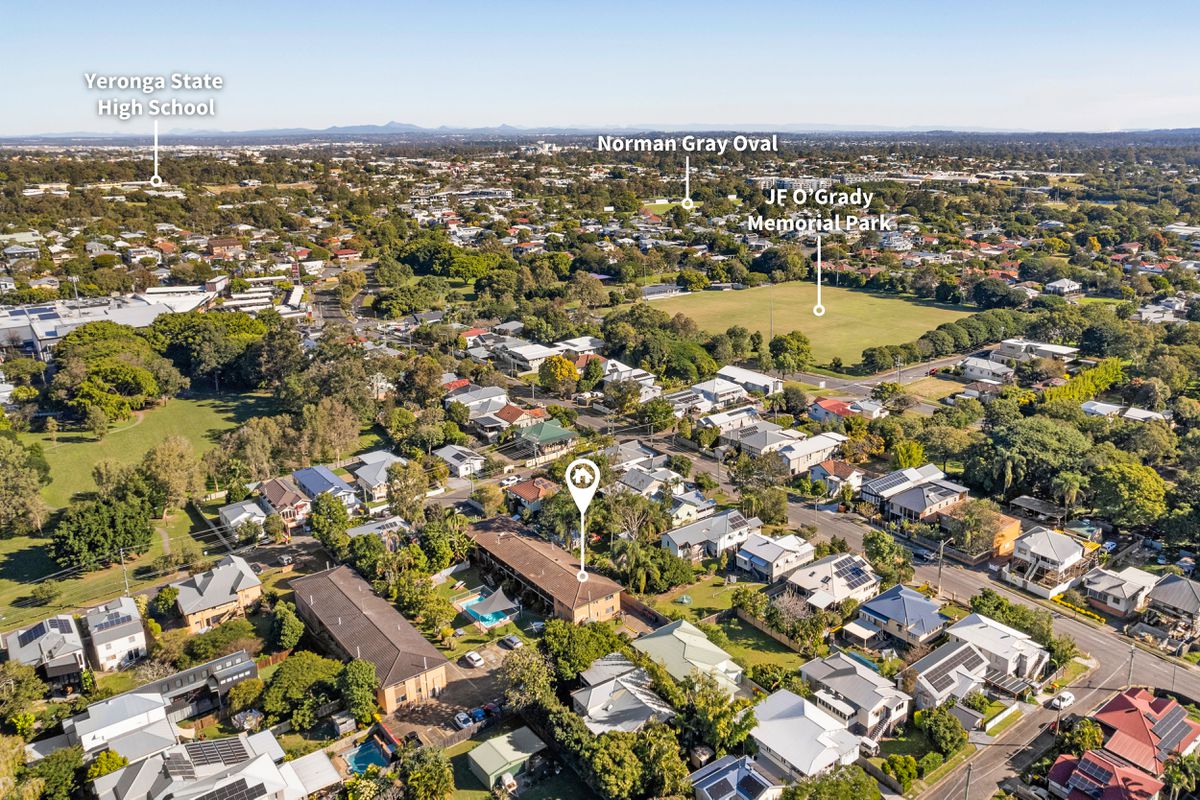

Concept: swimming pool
[[345, 739, 390, 774], [463, 594, 512, 627]]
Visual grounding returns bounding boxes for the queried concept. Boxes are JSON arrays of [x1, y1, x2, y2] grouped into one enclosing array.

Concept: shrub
[[917, 751, 944, 778], [882, 753, 918, 792]]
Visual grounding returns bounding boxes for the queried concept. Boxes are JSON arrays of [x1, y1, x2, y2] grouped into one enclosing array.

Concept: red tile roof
[[506, 477, 559, 504], [1049, 751, 1163, 800], [1094, 688, 1200, 773], [812, 397, 856, 417]]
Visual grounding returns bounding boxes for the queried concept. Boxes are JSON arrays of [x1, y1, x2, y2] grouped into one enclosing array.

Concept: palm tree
[[614, 537, 660, 594], [1164, 755, 1196, 800], [1051, 472, 1086, 520]]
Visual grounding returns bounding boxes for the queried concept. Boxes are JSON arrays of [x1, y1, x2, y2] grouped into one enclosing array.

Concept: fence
[[734, 608, 807, 653], [984, 702, 1021, 735], [620, 594, 672, 629]]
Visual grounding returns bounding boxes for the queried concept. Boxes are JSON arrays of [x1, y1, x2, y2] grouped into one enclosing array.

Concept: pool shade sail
[[472, 588, 518, 618]]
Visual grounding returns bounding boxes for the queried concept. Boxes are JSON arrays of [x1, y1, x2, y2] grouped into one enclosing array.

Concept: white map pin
[[565, 458, 600, 582]]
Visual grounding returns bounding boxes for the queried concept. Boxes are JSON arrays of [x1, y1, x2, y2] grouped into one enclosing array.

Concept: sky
[[2, 0, 1199, 136]]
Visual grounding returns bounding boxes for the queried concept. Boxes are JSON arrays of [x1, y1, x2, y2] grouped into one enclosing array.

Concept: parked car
[[500, 634, 523, 650], [403, 730, 424, 748], [483, 702, 502, 717], [499, 476, 520, 488], [1051, 691, 1075, 710], [464, 651, 485, 668], [279, 555, 293, 566], [468, 707, 487, 723], [453, 712, 472, 729]]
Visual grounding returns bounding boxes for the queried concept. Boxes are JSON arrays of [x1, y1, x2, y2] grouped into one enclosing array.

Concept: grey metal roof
[[859, 585, 946, 638], [83, 596, 143, 646], [1150, 574, 1200, 615], [800, 652, 910, 713], [171, 556, 261, 615]]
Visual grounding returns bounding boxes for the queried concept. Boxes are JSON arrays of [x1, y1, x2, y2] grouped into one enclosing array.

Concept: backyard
[[648, 284, 973, 368], [650, 576, 764, 622], [447, 720, 598, 800]]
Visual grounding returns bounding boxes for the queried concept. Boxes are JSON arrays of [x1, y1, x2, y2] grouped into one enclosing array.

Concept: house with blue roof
[[292, 465, 360, 512], [854, 584, 948, 648]]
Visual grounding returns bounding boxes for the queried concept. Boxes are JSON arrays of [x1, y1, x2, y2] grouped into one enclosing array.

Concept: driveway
[[387, 642, 509, 747]]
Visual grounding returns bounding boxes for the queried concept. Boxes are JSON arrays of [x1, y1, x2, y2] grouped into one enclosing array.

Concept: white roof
[[751, 690, 860, 777], [947, 613, 1048, 663], [717, 364, 780, 389], [778, 432, 848, 459]]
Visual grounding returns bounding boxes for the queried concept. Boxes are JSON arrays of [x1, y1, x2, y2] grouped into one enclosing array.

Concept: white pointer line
[[813, 235, 826, 316]]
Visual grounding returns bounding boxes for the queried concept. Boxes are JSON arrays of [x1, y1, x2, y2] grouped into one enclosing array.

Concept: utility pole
[[937, 538, 954, 597], [895, 355, 902, 385], [119, 548, 130, 595], [1126, 644, 1136, 689], [962, 763, 973, 800]]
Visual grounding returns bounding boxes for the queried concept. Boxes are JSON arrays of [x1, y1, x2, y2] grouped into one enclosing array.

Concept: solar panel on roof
[[1076, 756, 1114, 785], [185, 737, 250, 766], [705, 777, 735, 799], [738, 773, 770, 800], [163, 752, 196, 780], [195, 779, 267, 800], [16, 622, 48, 648], [92, 613, 133, 633]]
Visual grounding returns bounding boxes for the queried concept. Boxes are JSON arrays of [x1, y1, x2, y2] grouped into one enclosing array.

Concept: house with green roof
[[467, 726, 546, 789], [517, 419, 577, 459]]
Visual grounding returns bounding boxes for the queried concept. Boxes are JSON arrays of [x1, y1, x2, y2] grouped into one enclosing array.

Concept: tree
[[86, 406, 109, 440], [0, 436, 49, 536], [387, 460, 429, 521], [227, 677, 264, 713], [1092, 462, 1167, 529], [338, 659, 380, 724], [634, 722, 690, 797], [538, 354, 579, 395], [29, 581, 60, 607], [681, 672, 756, 755], [636, 397, 676, 434], [783, 765, 880, 800], [395, 746, 453, 800], [863, 529, 914, 588], [470, 484, 504, 517], [769, 331, 814, 374], [589, 732, 643, 800], [153, 585, 180, 617], [86, 749, 128, 780], [0, 662, 47, 726], [882, 754, 918, 793], [0, 733, 43, 799], [920, 705, 968, 755], [309, 493, 351, 560], [890, 439, 925, 470], [140, 436, 204, 515], [272, 601, 305, 651], [499, 646, 554, 710], [50, 494, 154, 571], [25, 744, 82, 800], [260, 651, 343, 727], [1059, 717, 1104, 756]]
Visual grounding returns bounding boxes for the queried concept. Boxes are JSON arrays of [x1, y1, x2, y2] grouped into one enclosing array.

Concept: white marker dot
[[577, 570, 589, 583], [813, 304, 826, 317], [680, 198, 694, 210], [149, 175, 163, 187]]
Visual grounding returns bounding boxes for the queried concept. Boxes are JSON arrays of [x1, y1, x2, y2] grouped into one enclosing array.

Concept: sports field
[[650, 283, 972, 367]]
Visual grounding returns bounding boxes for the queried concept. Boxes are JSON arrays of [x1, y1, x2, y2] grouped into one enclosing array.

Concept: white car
[[464, 651, 485, 668], [1051, 691, 1075, 710], [498, 476, 520, 488]]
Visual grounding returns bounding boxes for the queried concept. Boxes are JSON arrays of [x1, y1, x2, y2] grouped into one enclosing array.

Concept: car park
[[500, 634, 523, 649], [464, 651, 485, 668], [453, 712, 472, 730]]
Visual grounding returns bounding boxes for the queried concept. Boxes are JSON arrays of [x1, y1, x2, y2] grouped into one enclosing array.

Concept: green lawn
[[651, 577, 763, 622], [718, 616, 805, 670], [20, 393, 274, 508], [1054, 658, 1091, 688], [0, 394, 271, 633], [647, 284, 973, 368], [904, 375, 966, 402]]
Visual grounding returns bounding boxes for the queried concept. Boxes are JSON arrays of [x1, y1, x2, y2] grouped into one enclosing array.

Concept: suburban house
[[82, 597, 146, 671], [693, 377, 750, 408], [777, 433, 848, 475], [808, 397, 857, 423], [58, 691, 175, 763], [800, 652, 911, 739], [882, 474, 969, 523], [604, 440, 663, 472], [1147, 574, 1200, 633], [292, 465, 361, 512], [722, 422, 805, 458], [505, 477, 559, 512], [960, 356, 1014, 384], [292, 565, 449, 713], [467, 726, 547, 791], [614, 463, 686, 499], [171, 555, 263, 634], [736, 533, 815, 582], [633, 619, 744, 697], [258, 476, 310, 531], [570, 653, 675, 734], [1001, 527, 1091, 598], [1081, 566, 1159, 617], [749, 689, 861, 780], [661, 509, 763, 561], [1048, 750, 1163, 800], [517, 419, 578, 459], [904, 640, 989, 709], [937, 502, 1023, 558], [717, 365, 783, 396], [668, 490, 717, 526], [352, 449, 406, 503], [946, 613, 1049, 688], [697, 405, 762, 435], [854, 584, 948, 648], [468, 518, 623, 623], [4, 615, 86, 690], [991, 338, 1080, 363], [690, 755, 783, 800], [434, 444, 487, 477], [93, 731, 339, 800], [1091, 688, 1200, 774], [786, 553, 880, 612], [809, 460, 867, 497], [217, 498, 268, 534], [1045, 278, 1083, 296], [861, 464, 944, 511]]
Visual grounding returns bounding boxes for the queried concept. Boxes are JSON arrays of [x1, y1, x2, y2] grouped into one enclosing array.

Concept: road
[[797, 508, 1200, 800]]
